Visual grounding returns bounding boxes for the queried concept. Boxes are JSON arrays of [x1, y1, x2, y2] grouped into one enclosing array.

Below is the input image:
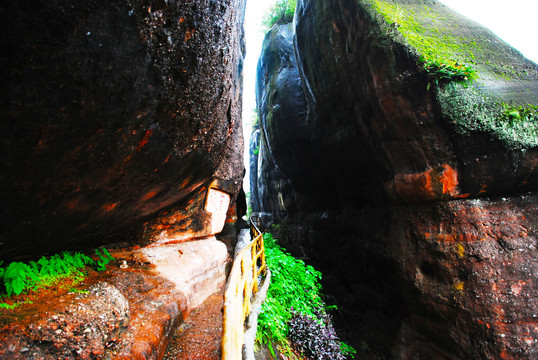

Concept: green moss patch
[[368, 0, 477, 83], [365, 0, 538, 147], [438, 83, 538, 148]]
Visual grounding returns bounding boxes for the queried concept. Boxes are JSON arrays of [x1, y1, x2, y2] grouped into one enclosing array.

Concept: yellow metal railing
[[222, 216, 267, 360]]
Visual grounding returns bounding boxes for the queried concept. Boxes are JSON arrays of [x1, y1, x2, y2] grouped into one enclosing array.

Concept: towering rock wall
[[252, 23, 302, 220], [253, 22, 334, 221], [253, 0, 538, 358], [0, 0, 246, 260]]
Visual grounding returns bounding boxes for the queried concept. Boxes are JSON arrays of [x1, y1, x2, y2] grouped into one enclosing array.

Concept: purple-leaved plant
[[288, 309, 345, 360]]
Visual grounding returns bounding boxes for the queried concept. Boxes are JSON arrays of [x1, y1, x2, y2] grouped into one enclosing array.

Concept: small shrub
[[3, 262, 38, 297], [94, 248, 115, 271], [421, 56, 475, 85]]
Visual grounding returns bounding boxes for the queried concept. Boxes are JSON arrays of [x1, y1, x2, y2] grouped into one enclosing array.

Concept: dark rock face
[[253, 0, 538, 358], [252, 23, 300, 220], [297, 195, 537, 359], [249, 129, 262, 213], [253, 23, 332, 220], [0, 0, 246, 260]]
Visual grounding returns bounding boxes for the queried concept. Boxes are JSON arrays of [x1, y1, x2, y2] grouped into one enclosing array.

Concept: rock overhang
[[0, 0, 246, 260]]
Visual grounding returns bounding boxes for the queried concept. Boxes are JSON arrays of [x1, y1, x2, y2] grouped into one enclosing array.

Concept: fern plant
[[95, 248, 115, 271], [0, 249, 114, 298]]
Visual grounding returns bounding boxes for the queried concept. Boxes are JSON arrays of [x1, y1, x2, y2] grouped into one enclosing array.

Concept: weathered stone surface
[[287, 195, 537, 359], [253, 0, 538, 358], [0, 282, 129, 359], [0, 238, 230, 359], [0, 0, 246, 260], [141, 237, 228, 312]]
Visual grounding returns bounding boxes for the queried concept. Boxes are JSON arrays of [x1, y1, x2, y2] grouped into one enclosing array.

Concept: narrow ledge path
[[163, 290, 224, 360]]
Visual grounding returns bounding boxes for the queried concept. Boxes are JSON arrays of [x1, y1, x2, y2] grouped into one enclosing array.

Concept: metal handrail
[[221, 216, 267, 359]]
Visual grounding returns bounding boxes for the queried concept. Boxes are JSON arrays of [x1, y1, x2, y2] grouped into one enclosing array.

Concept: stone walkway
[[163, 290, 224, 360]]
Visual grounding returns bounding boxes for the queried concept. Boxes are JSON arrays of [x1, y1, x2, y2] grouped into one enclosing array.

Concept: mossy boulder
[[250, 0, 538, 358], [294, 0, 538, 203]]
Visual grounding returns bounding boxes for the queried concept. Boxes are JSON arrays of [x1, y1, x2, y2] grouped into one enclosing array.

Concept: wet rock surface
[[282, 195, 538, 359], [252, 0, 538, 358], [292, 0, 538, 205], [140, 237, 228, 313], [0, 0, 246, 261]]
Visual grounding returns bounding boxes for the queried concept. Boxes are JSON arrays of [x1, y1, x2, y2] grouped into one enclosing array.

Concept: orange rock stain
[[391, 164, 461, 201], [184, 28, 195, 41], [143, 190, 158, 201], [137, 129, 154, 152], [438, 165, 458, 195], [102, 202, 119, 212]]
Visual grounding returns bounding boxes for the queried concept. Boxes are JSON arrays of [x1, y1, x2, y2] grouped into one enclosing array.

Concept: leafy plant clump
[[262, 0, 297, 31], [289, 310, 356, 360], [94, 248, 115, 271], [257, 232, 354, 358], [421, 56, 475, 85], [0, 249, 115, 298]]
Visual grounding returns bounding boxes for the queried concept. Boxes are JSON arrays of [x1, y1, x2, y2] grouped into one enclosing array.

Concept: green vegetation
[[257, 232, 354, 359], [0, 248, 115, 306], [262, 0, 297, 31], [437, 83, 538, 148], [0, 299, 32, 310], [252, 109, 259, 129], [257, 233, 323, 346], [94, 248, 115, 271], [245, 191, 253, 221], [366, 1, 537, 146], [369, 0, 476, 84], [500, 104, 538, 125]]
